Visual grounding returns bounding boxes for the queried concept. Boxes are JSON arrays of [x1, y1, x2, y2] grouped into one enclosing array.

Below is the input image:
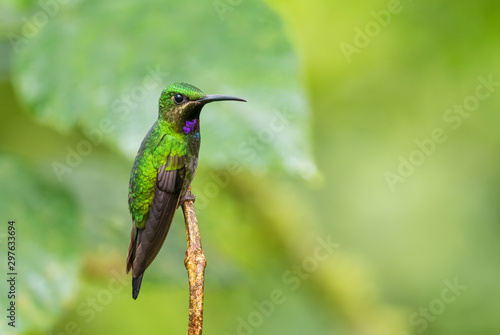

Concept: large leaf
[[0, 155, 80, 334], [11, 0, 316, 179]]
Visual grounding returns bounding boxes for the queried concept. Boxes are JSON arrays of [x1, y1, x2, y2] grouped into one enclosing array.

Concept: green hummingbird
[[126, 82, 246, 299]]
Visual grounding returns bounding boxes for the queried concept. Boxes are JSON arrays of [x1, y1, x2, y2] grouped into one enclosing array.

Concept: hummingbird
[[126, 82, 246, 299]]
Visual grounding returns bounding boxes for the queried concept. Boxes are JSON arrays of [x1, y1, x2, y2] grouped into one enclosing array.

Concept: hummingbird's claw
[[181, 190, 196, 204]]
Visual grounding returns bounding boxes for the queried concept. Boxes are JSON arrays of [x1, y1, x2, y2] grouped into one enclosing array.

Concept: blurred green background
[[1, 0, 499, 334]]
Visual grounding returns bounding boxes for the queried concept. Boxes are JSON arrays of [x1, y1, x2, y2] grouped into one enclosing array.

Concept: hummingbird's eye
[[173, 94, 185, 104]]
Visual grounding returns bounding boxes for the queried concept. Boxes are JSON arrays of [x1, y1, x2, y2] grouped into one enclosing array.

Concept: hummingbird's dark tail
[[132, 273, 144, 300]]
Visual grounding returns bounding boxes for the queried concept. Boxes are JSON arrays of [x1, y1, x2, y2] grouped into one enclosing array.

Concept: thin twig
[[182, 190, 207, 335]]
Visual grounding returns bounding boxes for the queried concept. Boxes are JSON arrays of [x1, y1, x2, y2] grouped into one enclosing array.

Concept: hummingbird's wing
[[127, 153, 186, 299]]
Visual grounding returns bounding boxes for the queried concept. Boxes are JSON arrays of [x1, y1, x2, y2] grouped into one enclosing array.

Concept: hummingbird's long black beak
[[197, 94, 247, 104]]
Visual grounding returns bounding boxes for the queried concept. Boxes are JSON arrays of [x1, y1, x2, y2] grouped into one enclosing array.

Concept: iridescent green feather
[[128, 120, 186, 228]]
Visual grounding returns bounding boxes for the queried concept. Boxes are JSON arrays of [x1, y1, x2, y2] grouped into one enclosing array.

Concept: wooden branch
[[182, 191, 207, 335]]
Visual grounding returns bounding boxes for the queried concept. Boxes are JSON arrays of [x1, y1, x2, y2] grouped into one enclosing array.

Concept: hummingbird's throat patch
[[183, 119, 199, 134]]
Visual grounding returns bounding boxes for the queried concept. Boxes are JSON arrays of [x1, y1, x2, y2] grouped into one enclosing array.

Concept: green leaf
[[0, 155, 80, 334], [12, 0, 316, 179]]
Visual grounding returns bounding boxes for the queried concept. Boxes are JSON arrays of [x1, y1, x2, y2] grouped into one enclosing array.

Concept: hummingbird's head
[[158, 82, 246, 134]]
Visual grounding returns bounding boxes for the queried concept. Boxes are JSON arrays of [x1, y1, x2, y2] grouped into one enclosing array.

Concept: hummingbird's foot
[[181, 190, 196, 204]]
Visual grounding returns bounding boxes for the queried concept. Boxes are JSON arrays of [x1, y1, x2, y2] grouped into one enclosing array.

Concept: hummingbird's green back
[[128, 120, 186, 228]]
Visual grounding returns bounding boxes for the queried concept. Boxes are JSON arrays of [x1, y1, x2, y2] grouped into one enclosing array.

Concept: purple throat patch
[[183, 119, 198, 134]]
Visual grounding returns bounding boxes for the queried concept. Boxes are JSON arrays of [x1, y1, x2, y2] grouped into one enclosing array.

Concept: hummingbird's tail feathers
[[126, 226, 136, 274], [129, 228, 145, 299], [132, 273, 144, 300]]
